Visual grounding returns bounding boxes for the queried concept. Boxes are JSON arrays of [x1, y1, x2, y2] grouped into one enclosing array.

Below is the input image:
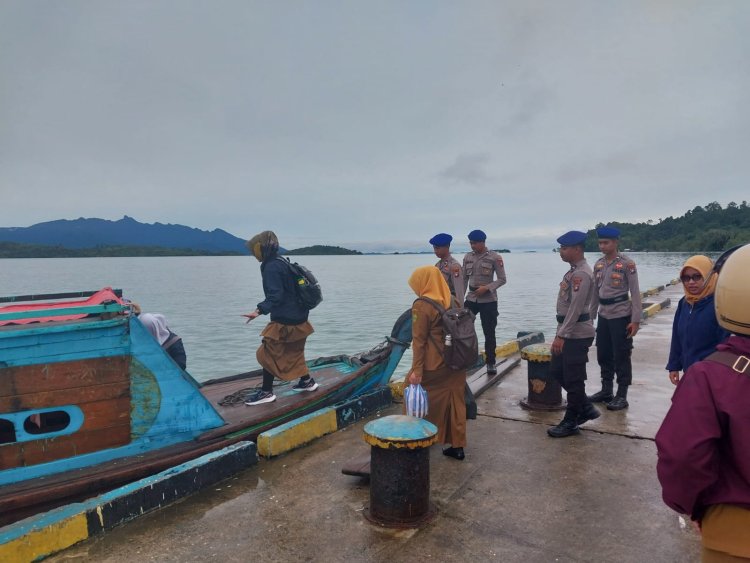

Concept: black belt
[[469, 286, 480, 291], [556, 313, 591, 323], [599, 294, 629, 305]]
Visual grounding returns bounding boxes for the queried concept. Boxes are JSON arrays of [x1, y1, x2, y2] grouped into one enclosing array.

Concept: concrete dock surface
[[49, 283, 701, 563]]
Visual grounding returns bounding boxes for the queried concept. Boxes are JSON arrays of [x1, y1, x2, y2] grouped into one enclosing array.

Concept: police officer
[[588, 226, 642, 411], [463, 229, 506, 375], [548, 231, 600, 438], [429, 233, 466, 308]]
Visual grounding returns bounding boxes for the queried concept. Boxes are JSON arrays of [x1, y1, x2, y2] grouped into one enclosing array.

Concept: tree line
[[584, 201, 750, 252]]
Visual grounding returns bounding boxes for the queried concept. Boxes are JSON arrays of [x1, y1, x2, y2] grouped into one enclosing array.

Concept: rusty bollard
[[363, 414, 438, 527], [519, 343, 566, 411]]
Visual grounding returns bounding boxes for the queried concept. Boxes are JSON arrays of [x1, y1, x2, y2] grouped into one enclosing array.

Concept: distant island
[[583, 201, 750, 252], [0, 242, 244, 259], [285, 245, 361, 256]]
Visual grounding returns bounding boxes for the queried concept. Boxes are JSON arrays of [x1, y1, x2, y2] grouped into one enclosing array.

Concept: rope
[[217, 379, 292, 406]]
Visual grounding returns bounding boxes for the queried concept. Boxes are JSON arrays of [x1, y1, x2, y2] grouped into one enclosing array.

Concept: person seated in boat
[[406, 265, 467, 460], [242, 230, 317, 406], [138, 312, 187, 370]]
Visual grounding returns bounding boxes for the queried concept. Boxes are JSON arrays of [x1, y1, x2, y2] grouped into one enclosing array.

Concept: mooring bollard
[[362, 414, 438, 527], [519, 342, 566, 411]]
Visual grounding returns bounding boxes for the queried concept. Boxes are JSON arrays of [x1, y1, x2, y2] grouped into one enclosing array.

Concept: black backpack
[[416, 297, 478, 370], [277, 257, 323, 310]]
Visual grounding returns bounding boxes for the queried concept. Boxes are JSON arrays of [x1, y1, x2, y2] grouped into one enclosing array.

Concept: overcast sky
[[1, 1, 748, 252]]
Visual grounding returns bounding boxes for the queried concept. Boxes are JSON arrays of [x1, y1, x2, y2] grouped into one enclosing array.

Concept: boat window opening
[[0, 418, 16, 444], [23, 411, 71, 435]]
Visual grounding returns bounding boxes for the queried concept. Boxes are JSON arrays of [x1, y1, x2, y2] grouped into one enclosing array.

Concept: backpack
[[416, 297, 478, 370], [277, 257, 323, 310]]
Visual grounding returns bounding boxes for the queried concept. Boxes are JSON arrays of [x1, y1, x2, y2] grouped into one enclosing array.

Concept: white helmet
[[715, 243, 750, 336]]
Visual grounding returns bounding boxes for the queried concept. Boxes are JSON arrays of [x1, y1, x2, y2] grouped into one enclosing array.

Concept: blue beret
[[596, 226, 620, 239], [556, 231, 588, 246], [468, 229, 486, 242], [429, 233, 453, 246]]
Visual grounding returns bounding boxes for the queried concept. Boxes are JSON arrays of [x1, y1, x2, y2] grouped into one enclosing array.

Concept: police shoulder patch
[[572, 276, 583, 291]]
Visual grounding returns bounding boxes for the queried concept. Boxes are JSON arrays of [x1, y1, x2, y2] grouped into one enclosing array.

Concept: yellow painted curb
[[496, 341, 519, 358], [257, 408, 338, 458], [0, 513, 89, 563], [642, 303, 662, 318]]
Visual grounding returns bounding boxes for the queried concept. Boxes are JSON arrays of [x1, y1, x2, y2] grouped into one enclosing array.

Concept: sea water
[[0, 252, 714, 382]]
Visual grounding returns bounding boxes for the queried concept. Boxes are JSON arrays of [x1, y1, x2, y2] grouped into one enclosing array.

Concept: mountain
[[0, 216, 248, 253]]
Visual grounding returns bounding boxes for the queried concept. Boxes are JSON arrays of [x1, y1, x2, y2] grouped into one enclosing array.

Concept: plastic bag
[[404, 383, 428, 418]]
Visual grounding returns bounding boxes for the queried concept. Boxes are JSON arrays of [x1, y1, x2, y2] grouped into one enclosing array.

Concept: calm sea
[[0, 252, 716, 382]]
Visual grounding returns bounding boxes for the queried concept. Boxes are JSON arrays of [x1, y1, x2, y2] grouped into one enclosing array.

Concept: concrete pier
[[46, 283, 701, 562]]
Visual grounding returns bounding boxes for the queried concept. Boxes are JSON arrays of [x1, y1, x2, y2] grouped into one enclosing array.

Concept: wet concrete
[[49, 283, 700, 562]]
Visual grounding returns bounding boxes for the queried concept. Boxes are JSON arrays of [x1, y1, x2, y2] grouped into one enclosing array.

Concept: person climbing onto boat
[[407, 265, 468, 460], [138, 312, 187, 370], [243, 230, 317, 405]]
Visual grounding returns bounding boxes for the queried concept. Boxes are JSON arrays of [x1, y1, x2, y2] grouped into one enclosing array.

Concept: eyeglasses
[[681, 273, 703, 283]]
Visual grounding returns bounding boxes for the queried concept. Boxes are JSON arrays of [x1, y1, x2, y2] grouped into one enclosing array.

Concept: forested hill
[[585, 201, 750, 252]]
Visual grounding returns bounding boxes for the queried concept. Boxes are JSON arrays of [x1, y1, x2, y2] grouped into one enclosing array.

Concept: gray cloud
[[439, 153, 493, 186]]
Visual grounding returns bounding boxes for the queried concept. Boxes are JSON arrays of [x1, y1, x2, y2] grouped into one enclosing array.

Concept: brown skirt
[[256, 321, 314, 381], [702, 504, 750, 560], [411, 366, 467, 448]]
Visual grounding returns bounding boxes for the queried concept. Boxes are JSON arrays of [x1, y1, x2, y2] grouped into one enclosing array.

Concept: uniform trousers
[[465, 300, 498, 364], [549, 337, 594, 409], [596, 316, 633, 385]]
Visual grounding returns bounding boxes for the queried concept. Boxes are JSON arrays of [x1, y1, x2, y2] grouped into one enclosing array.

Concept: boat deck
[[198, 358, 370, 440]]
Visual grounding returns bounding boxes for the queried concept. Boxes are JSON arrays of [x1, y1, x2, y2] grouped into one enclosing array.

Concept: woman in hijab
[[407, 265, 467, 460], [139, 312, 187, 370], [242, 230, 316, 405], [666, 255, 730, 385]]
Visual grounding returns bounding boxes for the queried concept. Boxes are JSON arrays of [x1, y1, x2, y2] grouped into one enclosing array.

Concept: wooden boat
[[0, 289, 412, 526]]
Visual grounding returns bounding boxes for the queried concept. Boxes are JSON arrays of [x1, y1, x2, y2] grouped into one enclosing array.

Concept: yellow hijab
[[408, 265, 452, 309], [681, 255, 716, 305]]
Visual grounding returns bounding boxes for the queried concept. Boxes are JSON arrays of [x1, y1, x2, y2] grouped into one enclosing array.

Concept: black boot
[[576, 402, 601, 425], [607, 386, 629, 411], [443, 447, 465, 460], [486, 362, 497, 376], [547, 409, 580, 438], [588, 380, 614, 403]]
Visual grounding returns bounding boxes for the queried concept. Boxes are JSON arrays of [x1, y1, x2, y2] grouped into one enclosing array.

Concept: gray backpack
[[416, 297, 478, 370]]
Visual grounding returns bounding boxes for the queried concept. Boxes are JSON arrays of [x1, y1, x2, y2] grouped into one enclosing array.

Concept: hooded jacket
[[257, 256, 309, 325]]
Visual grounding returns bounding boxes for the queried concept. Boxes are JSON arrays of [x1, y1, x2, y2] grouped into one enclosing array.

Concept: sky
[[1, 1, 749, 252]]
